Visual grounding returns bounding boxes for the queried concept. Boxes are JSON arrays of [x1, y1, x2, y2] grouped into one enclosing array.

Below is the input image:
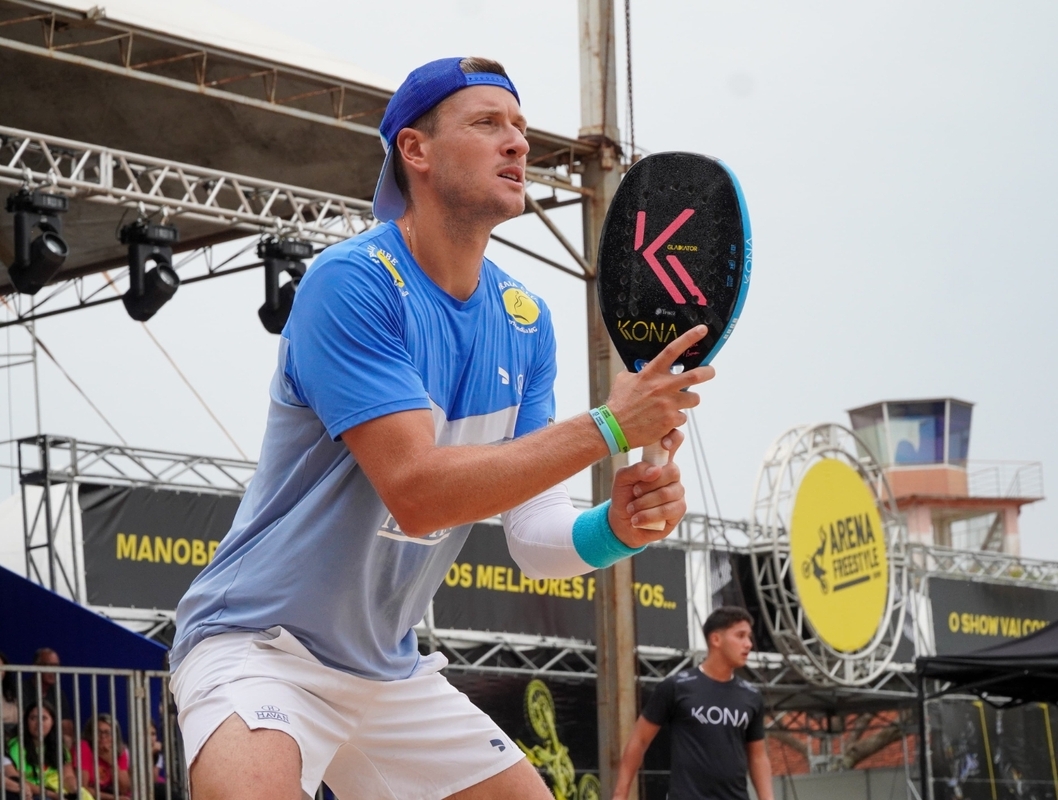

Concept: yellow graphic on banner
[[790, 459, 889, 652], [516, 680, 601, 800]]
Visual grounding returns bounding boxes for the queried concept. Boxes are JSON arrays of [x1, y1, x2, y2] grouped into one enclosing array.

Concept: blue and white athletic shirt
[[170, 222, 557, 680]]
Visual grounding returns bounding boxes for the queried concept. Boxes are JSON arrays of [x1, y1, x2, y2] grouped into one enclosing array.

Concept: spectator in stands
[[21, 651, 72, 742], [77, 717, 128, 800], [5, 702, 78, 800], [1, 652, 19, 742], [148, 721, 167, 800], [4, 752, 33, 800], [76, 715, 129, 800]]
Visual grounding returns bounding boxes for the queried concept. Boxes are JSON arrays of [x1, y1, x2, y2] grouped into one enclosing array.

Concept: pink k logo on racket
[[634, 209, 707, 307]]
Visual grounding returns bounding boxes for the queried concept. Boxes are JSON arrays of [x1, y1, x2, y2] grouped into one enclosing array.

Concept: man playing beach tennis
[[170, 56, 714, 800]]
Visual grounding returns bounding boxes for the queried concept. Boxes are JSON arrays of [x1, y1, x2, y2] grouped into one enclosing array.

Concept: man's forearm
[[350, 411, 608, 535], [612, 738, 648, 800], [749, 752, 774, 800]]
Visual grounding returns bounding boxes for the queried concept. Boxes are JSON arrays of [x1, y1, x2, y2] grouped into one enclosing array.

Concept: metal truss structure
[[749, 424, 910, 687], [0, 125, 373, 245], [909, 542, 1058, 589], [417, 628, 696, 685], [17, 433, 256, 601]]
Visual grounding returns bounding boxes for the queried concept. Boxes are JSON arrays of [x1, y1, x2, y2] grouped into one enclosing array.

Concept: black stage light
[[258, 238, 312, 334], [120, 220, 180, 321], [5, 189, 70, 294]]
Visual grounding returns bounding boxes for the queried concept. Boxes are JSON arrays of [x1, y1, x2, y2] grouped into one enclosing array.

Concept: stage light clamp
[[5, 189, 71, 295], [258, 237, 314, 262], [6, 189, 70, 216], [119, 220, 179, 247]]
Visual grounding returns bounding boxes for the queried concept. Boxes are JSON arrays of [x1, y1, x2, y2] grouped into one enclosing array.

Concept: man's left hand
[[607, 429, 687, 548]]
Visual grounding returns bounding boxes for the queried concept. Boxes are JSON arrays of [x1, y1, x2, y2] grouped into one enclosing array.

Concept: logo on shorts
[[376, 514, 453, 546], [255, 705, 290, 723], [490, 738, 506, 752]]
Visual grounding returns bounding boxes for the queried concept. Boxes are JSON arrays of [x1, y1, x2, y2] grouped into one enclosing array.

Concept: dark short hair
[[702, 606, 754, 644], [392, 56, 512, 199]]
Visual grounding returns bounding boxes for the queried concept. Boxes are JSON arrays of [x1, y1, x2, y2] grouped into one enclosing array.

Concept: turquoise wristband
[[597, 405, 630, 453], [590, 407, 620, 456], [572, 501, 646, 569]]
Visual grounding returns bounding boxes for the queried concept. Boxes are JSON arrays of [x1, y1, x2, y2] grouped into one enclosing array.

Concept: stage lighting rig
[[258, 237, 312, 334], [120, 220, 180, 321], [5, 189, 70, 295]]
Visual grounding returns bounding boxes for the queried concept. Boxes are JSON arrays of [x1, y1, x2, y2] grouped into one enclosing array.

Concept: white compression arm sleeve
[[501, 483, 594, 579]]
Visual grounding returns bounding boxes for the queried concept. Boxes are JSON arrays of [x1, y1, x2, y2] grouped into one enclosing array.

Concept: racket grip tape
[[635, 441, 670, 531]]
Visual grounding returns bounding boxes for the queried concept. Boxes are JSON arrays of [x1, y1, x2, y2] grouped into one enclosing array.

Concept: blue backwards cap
[[372, 57, 521, 222]]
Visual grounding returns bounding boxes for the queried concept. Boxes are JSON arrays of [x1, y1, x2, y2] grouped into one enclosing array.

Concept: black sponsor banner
[[709, 551, 777, 653], [930, 577, 1058, 655], [434, 523, 688, 648], [449, 672, 671, 800], [79, 482, 240, 610], [928, 699, 1058, 800]]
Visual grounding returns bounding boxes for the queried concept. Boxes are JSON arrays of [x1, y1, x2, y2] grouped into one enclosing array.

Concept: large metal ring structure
[[749, 423, 908, 687]]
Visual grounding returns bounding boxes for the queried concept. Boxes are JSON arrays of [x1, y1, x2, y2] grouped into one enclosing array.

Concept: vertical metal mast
[[578, 1, 639, 797]]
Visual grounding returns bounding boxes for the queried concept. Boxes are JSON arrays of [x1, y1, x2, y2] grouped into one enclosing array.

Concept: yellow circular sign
[[790, 459, 890, 652], [503, 288, 540, 325]]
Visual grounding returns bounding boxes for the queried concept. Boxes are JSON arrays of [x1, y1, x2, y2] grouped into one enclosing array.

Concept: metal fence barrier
[[0, 665, 185, 800]]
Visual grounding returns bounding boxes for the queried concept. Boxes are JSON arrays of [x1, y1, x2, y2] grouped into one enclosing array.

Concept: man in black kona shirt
[[612, 607, 774, 800]]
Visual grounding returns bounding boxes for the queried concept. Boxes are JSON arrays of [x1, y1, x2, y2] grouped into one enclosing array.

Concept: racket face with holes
[[598, 152, 752, 373]]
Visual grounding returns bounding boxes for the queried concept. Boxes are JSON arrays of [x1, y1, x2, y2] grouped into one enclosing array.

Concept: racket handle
[[635, 442, 669, 531]]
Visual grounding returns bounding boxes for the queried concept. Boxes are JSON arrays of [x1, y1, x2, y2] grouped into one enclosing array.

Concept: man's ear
[[396, 128, 430, 178]]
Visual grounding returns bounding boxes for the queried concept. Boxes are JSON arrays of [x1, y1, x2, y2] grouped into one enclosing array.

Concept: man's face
[[40, 650, 59, 687], [420, 85, 529, 226], [709, 621, 754, 668]]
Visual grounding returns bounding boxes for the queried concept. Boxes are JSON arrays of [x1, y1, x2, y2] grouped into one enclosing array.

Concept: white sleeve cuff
[[501, 484, 594, 579]]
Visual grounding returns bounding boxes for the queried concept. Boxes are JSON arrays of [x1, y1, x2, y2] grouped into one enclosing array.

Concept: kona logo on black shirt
[[690, 705, 749, 728]]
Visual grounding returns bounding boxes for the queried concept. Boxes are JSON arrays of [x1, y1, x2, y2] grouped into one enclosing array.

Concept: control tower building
[[847, 399, 1044, 554]]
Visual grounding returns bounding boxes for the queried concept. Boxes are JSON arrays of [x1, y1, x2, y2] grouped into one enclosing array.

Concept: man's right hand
[[604, 325, 716, 449]]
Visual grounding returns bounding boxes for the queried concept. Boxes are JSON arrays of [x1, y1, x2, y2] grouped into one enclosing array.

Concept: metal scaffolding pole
[[578, 0, 636, 796]]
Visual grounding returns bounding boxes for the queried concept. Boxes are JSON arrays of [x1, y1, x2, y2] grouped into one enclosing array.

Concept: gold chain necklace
[[402, 215, 414, 259]]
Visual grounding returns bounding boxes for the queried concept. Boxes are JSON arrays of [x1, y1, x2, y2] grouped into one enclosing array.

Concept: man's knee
[[190, 714, 302, 800]]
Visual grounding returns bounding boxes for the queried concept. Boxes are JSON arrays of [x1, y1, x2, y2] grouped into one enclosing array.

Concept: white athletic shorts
[[170, 627, 524, 800]]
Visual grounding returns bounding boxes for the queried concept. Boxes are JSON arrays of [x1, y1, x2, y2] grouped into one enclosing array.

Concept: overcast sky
[[3, 1, 1056, 558]]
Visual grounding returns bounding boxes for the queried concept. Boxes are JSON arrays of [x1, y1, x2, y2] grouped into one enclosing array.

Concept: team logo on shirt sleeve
[[499, 282, 540, 333]]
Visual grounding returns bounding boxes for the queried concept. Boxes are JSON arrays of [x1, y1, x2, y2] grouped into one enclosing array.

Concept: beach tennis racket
[[597, 152, 752, 528]]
